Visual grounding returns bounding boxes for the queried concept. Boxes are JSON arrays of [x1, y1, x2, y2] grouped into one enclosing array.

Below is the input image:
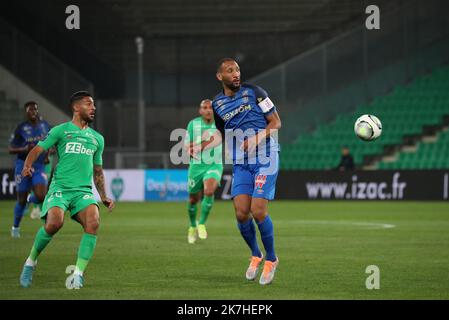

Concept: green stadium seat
[[281, 64, 449, 169]]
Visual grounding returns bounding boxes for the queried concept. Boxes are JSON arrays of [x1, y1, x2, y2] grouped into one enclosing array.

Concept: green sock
[[37, 202, 43, 210], [188, 203, 197, 227], [75, 233, 97, 273], [199, 195, 214, 225], [29, 227, 53, 262]]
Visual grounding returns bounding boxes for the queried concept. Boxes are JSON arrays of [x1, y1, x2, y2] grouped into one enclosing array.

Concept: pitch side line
[[282, 220, 396, 229]]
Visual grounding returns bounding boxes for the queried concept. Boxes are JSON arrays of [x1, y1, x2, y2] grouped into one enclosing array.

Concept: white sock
[[25, 257, 36, 267]]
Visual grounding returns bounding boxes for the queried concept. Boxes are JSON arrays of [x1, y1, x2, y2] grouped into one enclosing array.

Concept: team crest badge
[[255, 175, 267, 189]]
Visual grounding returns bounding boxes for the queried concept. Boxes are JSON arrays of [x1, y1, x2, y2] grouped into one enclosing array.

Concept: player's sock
[[237, 218, 262, 258], [188, 203, 197, 227], [75, 233, 97, 275], [28, 227, 53, 263], [199, 195, 214, 225], [13, 202, 27, 228], [256, 215, 276, 262], [29, 194, 39, 204]]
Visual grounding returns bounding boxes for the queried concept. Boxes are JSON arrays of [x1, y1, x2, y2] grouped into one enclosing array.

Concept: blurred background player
[[185, 99, 223, 244], [212, 58, 282, 285], [336, 146, 355, 171], [19, 91, 114, 289], [29, 146, 56, 219], [8, 101, 50, 238]]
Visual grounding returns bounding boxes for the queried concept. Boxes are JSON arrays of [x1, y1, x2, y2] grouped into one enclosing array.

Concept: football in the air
[[354, 114, 382, 141]]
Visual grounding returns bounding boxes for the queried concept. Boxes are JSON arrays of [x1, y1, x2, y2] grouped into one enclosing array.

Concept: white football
[[354, 114, 382, 141]]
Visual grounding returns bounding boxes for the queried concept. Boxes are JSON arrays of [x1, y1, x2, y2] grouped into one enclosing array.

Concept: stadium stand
[[380, 129, 449, 169], [0, 90, 21, 167], [0, 0, 398, 106], [281, 65, 449, 170]]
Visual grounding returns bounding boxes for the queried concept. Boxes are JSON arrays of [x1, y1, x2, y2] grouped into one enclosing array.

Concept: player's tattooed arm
[[94, 165, 115, 212]]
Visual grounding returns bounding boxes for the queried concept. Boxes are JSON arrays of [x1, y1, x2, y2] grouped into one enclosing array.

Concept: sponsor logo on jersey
[[65, 142, 95, 155], [84, 132, 96, 139], [222, 105, 252, 121]]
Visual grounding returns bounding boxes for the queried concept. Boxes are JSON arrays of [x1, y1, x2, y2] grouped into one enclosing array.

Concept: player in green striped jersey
[[19, 91, 115, 289], [185, 99, 223, 244]]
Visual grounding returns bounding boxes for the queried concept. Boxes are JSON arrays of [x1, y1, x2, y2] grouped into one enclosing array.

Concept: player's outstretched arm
[[93, 165, 115, 212], [22, 146, 44, 177]]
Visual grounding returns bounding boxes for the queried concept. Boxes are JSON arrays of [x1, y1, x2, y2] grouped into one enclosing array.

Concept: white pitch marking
[[284, 220, 396, 229]]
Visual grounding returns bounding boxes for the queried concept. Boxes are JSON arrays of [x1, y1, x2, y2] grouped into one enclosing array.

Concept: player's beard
[[224, 81, 240, 92], [82, 112, 95, 123]]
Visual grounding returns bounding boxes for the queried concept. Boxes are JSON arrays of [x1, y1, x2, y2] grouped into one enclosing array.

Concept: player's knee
[[45, 220, 64, 234], [250, 204, 267, 221], [86, 220, 100, 234], [35, 194, 46, 203], [235, 209, 250, 222], [189, 196, 199, 204], [84, 218, 100, 234], [203, 188, 215, 197]]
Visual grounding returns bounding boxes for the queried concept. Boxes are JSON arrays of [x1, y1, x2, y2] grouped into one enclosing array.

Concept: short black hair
[[216, 57, 236, 72], [24, 101, 37, 110], [69, 91, 92, 110]]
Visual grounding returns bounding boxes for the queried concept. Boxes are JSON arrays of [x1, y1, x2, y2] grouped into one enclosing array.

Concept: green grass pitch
[[1, 200, 448, 299]]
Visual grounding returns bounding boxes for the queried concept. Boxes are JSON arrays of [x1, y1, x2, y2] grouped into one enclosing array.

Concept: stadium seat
[[281, 65, 449, 170]]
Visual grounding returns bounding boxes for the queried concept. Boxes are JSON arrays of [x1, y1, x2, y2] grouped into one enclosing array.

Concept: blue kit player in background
[[8, 101, 51, 238], [212, 58, 282, 285]]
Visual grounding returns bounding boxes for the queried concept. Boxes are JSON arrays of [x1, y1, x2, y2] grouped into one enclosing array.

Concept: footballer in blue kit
[[212, 58, 282, 285], [8, 102, 51, 238]]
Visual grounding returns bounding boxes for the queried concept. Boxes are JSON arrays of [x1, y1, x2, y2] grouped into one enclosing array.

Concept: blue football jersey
[[212, 83, 280, 163], [9, 120, 51, 164]]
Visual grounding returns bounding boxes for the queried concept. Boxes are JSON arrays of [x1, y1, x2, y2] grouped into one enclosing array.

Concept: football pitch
[[1, 200, 448, 300]]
